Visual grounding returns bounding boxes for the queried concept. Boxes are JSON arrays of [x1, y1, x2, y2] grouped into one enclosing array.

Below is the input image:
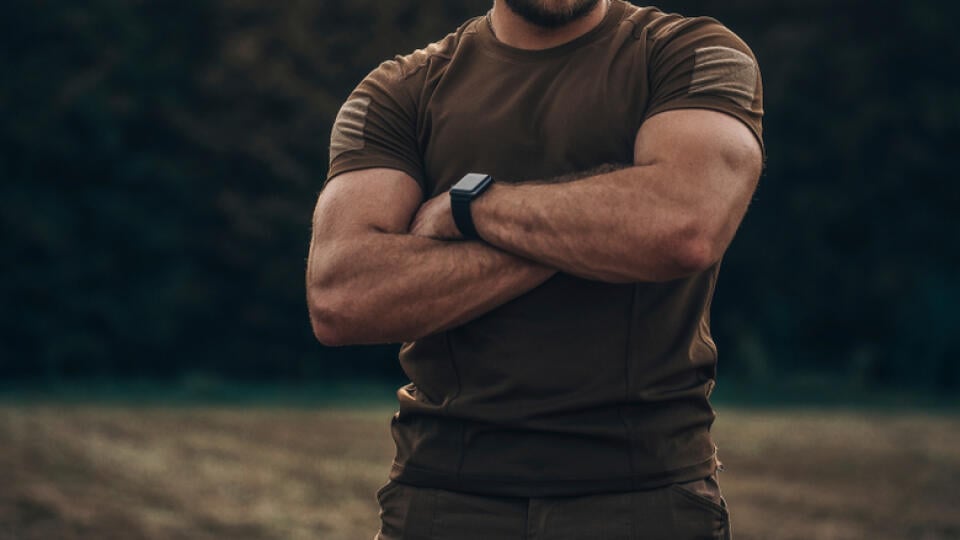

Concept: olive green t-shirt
[[327, 0, 763, 497]]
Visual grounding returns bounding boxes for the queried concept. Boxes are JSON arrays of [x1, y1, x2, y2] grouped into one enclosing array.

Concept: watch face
[[454, 173, 492, 195]]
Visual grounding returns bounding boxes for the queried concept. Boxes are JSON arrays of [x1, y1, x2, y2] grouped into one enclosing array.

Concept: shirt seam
[[618, 283, 641, 489], [399, 20, 479, 82]]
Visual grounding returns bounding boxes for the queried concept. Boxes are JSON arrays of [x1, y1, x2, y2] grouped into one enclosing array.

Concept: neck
[[489, 0, 610, 50]]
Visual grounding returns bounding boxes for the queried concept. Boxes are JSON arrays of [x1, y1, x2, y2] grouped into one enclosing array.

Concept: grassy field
[[1, 405, 959, 540]]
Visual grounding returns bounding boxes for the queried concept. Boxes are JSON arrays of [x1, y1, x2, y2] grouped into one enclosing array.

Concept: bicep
[[312, 168, 424, 240], [634, 108, 762, 207]]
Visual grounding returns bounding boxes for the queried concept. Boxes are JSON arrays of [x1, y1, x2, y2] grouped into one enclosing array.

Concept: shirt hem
[[643, 100, 765, 158], [389, 453, 718, 498], [325, 160, 427, 197]]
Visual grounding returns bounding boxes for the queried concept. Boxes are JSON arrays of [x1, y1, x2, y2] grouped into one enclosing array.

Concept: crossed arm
[[306, 109, 762, 346], [305, 168, 555, 346]]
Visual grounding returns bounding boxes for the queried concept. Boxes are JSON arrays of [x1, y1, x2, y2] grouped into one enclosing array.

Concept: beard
[[502, 0, 604, 29]]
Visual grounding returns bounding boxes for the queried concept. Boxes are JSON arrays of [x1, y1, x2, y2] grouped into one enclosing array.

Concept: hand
[[410, 192, 463, 240]]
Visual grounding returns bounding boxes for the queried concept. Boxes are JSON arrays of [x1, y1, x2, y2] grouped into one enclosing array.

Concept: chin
[[504, 0, 603, 28]]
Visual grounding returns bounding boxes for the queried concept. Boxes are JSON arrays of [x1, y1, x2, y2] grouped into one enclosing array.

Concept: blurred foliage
[[0, 0, 957, 391]]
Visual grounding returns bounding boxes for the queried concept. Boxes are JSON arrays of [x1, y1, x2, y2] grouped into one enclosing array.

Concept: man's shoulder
[[622, 2, 747, 49], [369, 17, 484, 86], [632, 4, 749, 51]]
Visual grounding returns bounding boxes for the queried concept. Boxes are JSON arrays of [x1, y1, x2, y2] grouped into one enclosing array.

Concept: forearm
[[472, 165, 705, 283], [307, 233, 554, 345]]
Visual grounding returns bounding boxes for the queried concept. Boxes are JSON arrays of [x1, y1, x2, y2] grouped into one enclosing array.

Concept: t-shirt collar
[[477, 0, 627, 62]]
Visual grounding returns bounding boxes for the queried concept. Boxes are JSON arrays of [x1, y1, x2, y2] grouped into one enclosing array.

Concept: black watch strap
[[450, 173, 494, 241], [451, 194, 480, 240]]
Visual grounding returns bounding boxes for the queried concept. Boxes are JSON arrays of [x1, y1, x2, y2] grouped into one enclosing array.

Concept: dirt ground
[[1, 405, 958, 540]]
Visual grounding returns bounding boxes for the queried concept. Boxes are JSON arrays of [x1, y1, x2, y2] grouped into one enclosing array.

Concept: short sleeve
[[326, 59, 426, 193], [643, 17, 764, 153]]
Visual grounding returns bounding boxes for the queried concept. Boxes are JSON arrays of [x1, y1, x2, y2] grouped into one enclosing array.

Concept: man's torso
[[327, 0, 763, 497]]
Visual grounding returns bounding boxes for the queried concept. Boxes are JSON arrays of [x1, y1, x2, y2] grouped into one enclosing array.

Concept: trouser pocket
[[375, 481, 439, 540], [668, 474, 732, 539]]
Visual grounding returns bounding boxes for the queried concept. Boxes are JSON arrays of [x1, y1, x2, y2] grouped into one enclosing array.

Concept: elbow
[[310, 319, 348, 348], [307, 285, 419, 346], [307, 286, 353, 347], [614, 219, 722, 283], [657, 222, 723, 280], [672, 229, 723, 276], [672, 236, 720, 276]]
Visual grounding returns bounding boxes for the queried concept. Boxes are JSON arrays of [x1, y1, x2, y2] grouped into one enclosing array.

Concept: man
[[307, 0, 763, 537]]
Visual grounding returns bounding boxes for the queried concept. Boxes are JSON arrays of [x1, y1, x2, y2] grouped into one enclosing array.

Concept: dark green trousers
[[375, 474, 732, 540]]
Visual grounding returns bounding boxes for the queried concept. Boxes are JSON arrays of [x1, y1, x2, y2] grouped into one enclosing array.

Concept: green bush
[[1, 0, 957, 391]]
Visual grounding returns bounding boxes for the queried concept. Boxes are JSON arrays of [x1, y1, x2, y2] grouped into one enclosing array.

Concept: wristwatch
[[449, 173, 494, 240]]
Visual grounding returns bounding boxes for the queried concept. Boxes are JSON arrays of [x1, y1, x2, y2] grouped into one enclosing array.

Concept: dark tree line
[[1, 0, 957, 391]]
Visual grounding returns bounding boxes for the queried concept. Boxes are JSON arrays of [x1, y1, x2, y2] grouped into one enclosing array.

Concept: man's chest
[[419, 53, 646, 194]]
